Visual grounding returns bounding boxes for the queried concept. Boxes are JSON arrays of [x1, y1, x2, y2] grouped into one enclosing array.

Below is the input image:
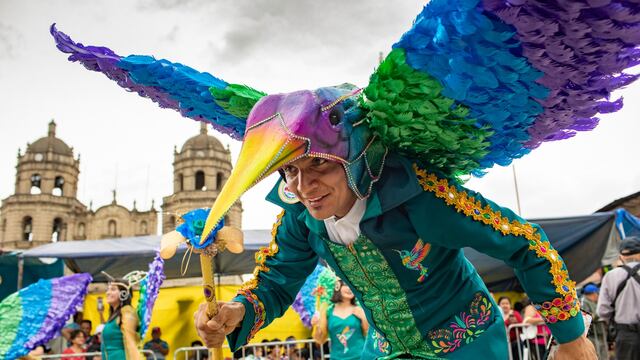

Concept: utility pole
[[512, 164, 522, 216]]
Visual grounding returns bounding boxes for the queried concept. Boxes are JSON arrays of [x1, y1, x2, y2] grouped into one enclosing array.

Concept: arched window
[[217, 173, 225, 190], [178, 173, 184, 191], [140, 221, 148, 234], [108, 220, 117, 237], [168, 216, 176, 229], [77, 222, 86, 238], [224, 215, 230, 226], [52, 218, 63, 242], [52, 176, 65, 196], [30, 174, 42, 194], [22, 216, 33, 241], [195, 170, 206, 191]]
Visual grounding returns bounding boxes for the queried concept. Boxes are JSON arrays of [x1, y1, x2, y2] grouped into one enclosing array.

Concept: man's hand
[[194, 301, 245, 348], [552, 336, 597, 360]]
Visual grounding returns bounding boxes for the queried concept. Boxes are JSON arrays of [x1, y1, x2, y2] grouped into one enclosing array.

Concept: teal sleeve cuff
[[226, 293, 266, 351], [547, 312, 585, 344], [226, 296, 255, 351]]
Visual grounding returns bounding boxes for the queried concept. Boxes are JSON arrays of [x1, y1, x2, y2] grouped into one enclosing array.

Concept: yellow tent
[[83, 285, 310, 359]]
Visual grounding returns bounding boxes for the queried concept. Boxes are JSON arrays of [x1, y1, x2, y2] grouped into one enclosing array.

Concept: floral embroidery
[[324, 235, 437, 356], [535, 295, 580, 323], [414, 165, 579, 322], [395, 238, 431, 283], [428, 292, 493, 354], [239, 210, 285, 292], [237, 288, 266, 342]]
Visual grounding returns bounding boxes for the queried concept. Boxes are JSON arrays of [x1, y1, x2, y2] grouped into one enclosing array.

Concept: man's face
[[81, 322, 91, 335], [283, 157, 357, 220], [152, 329, 160, 340]]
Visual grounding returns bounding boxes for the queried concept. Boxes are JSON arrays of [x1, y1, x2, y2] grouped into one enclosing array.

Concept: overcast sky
[[1, 0, 639, 231]]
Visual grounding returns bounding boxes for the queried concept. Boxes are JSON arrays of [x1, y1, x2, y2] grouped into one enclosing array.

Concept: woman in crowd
[[61, 330, 87, 360], [499, 296, 523, 360], [102, 278, 142, 360], [313, 280, 368, 359], [522, 297, 551, 360]]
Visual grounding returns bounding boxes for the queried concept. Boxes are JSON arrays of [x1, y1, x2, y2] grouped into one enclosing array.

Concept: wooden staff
[[161, 225, 244, 360]]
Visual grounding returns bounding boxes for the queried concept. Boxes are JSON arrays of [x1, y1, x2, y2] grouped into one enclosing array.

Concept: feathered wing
[[292, 263, 337, 328], [0, 273, 92, 360], [362, 0, 640, 178], [137, 253, 166, 339], [50, 24, 266, 140]]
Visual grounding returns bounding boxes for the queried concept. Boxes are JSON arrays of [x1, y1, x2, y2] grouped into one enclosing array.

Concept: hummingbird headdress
[[52, 0, 640, 241]]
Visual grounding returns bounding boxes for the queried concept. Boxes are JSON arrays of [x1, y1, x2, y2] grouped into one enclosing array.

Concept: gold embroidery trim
[[413, 165, 578, 318], [239, 210, 285, 291]]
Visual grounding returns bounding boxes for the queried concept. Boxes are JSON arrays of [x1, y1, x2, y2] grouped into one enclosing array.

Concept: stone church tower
[[0, 121, 157, 250], [161, 123, 242, 233]]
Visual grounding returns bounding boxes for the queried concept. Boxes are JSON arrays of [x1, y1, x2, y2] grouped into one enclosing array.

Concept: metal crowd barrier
[[587, 320, 608, 360], [506, 320, 609, 360], [174, 339, 326, 360], [38, 349, 157, 359], [506, 323, 551, 360]]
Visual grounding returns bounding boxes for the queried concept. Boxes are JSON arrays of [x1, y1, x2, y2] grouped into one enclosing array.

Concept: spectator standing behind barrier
[[188, 340, 209, 360], [499, 296, 523, 360], [143, 327, 169, 359], [597, 236, 640, 360], [62, 312, 84, 342], [81, 320, 101, 354], [581, 285, 608, 360], [522, 297, 551, 360], [62, 330, 87, 360]]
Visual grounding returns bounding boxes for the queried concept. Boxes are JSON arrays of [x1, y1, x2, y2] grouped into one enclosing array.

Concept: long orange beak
[[200, 115, 308, 243]]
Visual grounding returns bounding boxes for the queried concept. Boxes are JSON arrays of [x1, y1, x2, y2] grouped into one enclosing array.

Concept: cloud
[[162, 25, 180, 42], [208, 1, 421, 63], [135, 0, 207, 11], [0, 23, 22, 60]]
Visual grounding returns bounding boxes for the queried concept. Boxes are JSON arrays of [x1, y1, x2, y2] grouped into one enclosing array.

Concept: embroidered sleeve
[[226, 210, 318, 350], [411, 166, 584, 344]]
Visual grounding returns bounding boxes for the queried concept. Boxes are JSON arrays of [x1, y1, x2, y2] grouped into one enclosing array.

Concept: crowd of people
[[496, 236, 640, 360], [16, 237, 639, 360]]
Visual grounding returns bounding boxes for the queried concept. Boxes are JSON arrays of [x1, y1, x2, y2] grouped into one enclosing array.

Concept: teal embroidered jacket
[[228, 154, 584, 359]]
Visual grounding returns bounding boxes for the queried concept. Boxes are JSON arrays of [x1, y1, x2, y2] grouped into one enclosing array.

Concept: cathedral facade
[[0, 121, 239, 250]]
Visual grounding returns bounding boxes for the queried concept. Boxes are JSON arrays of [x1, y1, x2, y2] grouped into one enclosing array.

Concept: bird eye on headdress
[[329, 107, 343, 126]]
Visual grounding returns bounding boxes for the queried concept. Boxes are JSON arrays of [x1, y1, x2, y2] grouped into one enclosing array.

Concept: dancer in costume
[[101, 255, 165, 360], [0, 273, 92, 360], [51, 0, 640, 358], [312, 280, 368, 359]]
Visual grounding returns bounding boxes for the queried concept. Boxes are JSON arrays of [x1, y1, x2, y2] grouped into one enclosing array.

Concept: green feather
[[361, 48, 492, 179], [210, 84, 267, 119]]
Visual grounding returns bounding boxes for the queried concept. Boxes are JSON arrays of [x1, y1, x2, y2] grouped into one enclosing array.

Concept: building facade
[[0, 121, 157, 249], [161, 122, 242, 233]]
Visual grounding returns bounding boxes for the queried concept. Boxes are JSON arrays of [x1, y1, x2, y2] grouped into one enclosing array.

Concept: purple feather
[[138, 253, 165, 338], [26, 273, 92, 349], [292, 293, 312, 328], [483, 0, 640, 148]]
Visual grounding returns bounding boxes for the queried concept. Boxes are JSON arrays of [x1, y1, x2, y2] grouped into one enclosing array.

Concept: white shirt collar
[[323, 198, 366, 246]]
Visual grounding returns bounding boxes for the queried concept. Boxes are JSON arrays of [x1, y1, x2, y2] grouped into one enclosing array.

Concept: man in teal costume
[[51, 0, 634, 357], [194, 83, 596, 359]]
